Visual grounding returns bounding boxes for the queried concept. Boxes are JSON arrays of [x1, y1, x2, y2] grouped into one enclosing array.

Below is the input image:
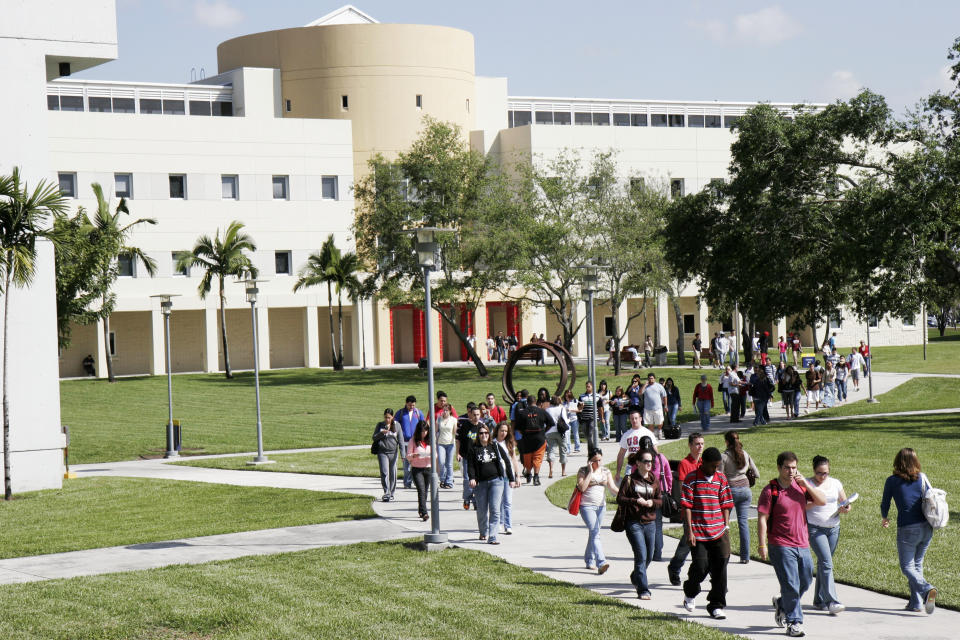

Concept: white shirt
[[806, 476, 844, 528], [545, 404, 567, 435], [619, 426, 658, 475], [718, 336, 730, 353]]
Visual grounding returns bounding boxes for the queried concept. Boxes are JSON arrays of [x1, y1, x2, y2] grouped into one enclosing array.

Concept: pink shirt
[[406, 440, 432, 468], [757, 479, 812, 548]]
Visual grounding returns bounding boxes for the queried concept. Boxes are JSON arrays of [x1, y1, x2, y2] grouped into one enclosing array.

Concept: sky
[[78, 1, 960, 116]]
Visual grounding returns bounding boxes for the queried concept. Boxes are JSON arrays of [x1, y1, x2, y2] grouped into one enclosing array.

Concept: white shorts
[[807, 390, 822, 402], [643, 409, 664, 426]]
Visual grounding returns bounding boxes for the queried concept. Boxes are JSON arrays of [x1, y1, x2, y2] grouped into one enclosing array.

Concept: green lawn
[[60, 365, 720, 464], [550, 414, 960, 610], [807, 376, 960, 418], [870, 329, 960, 374], [0, 477, 374, 559], [0, 541, 742, 640], [173, 447, 460, 478]]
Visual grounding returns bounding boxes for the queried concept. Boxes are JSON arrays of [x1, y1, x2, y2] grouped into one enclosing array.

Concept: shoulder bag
[[920, 473, 950, 530]]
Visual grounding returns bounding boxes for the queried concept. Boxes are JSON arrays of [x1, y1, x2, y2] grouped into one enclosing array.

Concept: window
[[221, 175, 238, 200], [59, 96, 84, 111], [724, 115, 741, 129], [114, 173, 133, 199], [670, 178, 685, 199], [592, 113, 610, 126], [629, 177, 645, 197], [868, 314, 879, 328], [585, 176, 601, 199], [47, 95, 60, 110], [668, 114, 685, 127], [117, 253, 136, 277], [88, 96, 112, 112], [321, 176, 338, 200], [574, 112, 592, 126], [535, 111, 553, 125], [112, 97, 135, 113], [285, 99, 292, 113], [901, 314, 916, 328], [688, 115, 704, 128], [722, 317, 733, 332], [705, 114, 722, 128], [613, 113, 631, 126], [512, 110, 531, 127], [108, 331, 116, 357], [275, 251, 292, 276], [58, 172, 77, 198], [216, 102, 233, 117], [651, 114, 668, 127], [169, 174, 186, 199], [631, 114, 648, 127], [416, 94, 423, 109], [272, 175, 289, 200], [828, 310, 843, 329], [683, 314, 695, 334], [189, 100, 212, 116], [172, 251, 190, 277], [465, 98, 470, 112], [553, 111, 571, 125], [341, 95, 349, 110], [140, 98, 162, 114], [162, 100, 185, 115], [604, 316, 615, 337]]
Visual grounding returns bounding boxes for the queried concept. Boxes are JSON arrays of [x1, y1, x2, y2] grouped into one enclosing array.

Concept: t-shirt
[[436, 416, 457, 446], [618, 426, 657, 475], [545, 404, 566, 435], [578, 393, 597, 422], [627, 384, 642, 407], [757, 479, 812, 548], [642, 383, 667, 412], [680, 469, 734, 542], [488, 405, 507, 424], [806, 476, 844, 528], [514, 404, 553, 454], [580, 466, 612, 507], [693, 337, 702, 351], [805, 370, 821, 391], [791, 337, 801, 351], [455, 420, 481, 455], [677, 454, 701, 487]]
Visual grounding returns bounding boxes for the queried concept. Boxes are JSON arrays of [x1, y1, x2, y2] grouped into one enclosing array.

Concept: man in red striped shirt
[[680, 446, 734, 620]]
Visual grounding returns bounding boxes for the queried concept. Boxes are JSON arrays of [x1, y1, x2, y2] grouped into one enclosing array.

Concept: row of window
[[57, 172, 339, 201], [47, 95, 234, 116], [119, 250, 294, 278], [508, 110, 742, 129]]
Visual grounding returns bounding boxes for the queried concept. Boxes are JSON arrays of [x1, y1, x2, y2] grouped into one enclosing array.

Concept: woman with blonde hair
[[495, 422, 521, 535], [881, 448, 938, 614]]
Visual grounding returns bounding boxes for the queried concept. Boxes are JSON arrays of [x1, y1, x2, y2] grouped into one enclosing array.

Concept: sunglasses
[[639, 459, 654, 464], [478, 430, 489, 435]]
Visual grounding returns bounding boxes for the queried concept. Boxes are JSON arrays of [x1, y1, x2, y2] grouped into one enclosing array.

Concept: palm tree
[[294, 234, 341, 369], [178, 221, 257, 379], [89, 183, 157, 382], [345, 272, 376, 370], [0, 168, 68, 500], [327, 250, 361, 370]]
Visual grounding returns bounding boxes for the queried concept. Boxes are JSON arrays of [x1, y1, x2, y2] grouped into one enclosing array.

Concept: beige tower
[[217, 5, 476, 178]]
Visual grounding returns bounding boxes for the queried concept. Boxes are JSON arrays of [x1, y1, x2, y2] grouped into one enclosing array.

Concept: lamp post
[[241, 280, 272, 464], [866, 317, 878, 404], [405, 227, 453, 546], [581, 264, 599, 449], [150, 294, 179, 458]]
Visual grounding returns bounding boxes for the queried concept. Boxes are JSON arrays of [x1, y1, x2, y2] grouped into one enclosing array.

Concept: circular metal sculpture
[[501, 342, 576, 405]]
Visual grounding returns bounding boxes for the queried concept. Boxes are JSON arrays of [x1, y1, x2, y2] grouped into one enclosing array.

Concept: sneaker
[[924, 587, 937, 614], [786, 623, 805, 637], [683, 597, 696, 612], [669, 572, 681, 587], [479, 534, 486, 541], [381, 495, 390, 502], [504, 527, 512, 535], [533, 474, 541, 486], [708, 608, 726, 620], [828, 602, 845, 615], [773, 596, 785, 628], [463, 501, 470, 510], [488, 539, 500, 545], [639, 591, 652, 600], [586, 565, 596, 571], [598, 563, 609, 575]]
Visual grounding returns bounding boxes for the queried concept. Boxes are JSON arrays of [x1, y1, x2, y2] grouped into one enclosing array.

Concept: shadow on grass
[[775, 414, 960, 439]]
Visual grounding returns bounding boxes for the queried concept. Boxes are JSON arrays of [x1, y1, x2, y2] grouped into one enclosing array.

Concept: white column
[[256, 304, 271, 370], [698, 298, 709, 338], [203, 306, 219, 372], [95, 318, 108, 379], [616, 299, 628, 342], [475, 302, 489, 361], [656, 292, 670, 347], [573, 299, 588, 358], [304, 304, 319, 368], [360, 298, 375, 367], [776, 317, 788, 340], [149, 307, 165, 375], [530, 305, 547, 339]]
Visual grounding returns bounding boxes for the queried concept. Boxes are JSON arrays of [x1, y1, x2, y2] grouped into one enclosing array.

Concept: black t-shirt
[[456, 419, 481, 454], [693, 337, 702, 351], [514, 404, 553, 453]]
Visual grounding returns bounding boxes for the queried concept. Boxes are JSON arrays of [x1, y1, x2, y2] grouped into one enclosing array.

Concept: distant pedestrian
[[641, 373, 667, 440], [406, 420, 432, 522], [664, 378, 682, 430], [858, 340, 871, 375], [721, 431, 759, 564], [692, 332, 703, 369], [847, 348, 865, 391], [544, 395, 569, 479], [396, 396, 424, 490], [372, 408, 404, 502], [436, 405, 457, 489], [618, 449, 662, 600], [514, 387, 553, 485], [806, 455, 850, 615], [576, 446, 619, 574], [495, 422, 520, 536], [692, 375, 714, 432], [611, 386, 630, 441]]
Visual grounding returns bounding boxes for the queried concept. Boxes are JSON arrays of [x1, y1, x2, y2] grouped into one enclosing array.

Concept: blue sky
[[80, 1, 960, 115]]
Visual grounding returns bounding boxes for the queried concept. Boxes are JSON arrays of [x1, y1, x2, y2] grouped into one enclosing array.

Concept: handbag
[[610, 504, 626, 532], [746, 467, 757, 487], [568, 486, 583, 515], [557, 415, 569, 436], [656, 456, 679, 519], [920, 473, 950, 530]]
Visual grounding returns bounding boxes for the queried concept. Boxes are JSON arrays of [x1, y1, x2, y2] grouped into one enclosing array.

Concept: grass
[[551, 414, 960, 610], [870, 328, 960, 374], [61, 365, 723, 464], [804, 377, 960, 418], [0, 541, 743, 640], [173, 448, 460, 478], [0, 477, 374, 559]]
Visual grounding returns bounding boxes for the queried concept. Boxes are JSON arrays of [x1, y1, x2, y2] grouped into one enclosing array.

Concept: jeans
[[437, 443, 455, 486], [730, 486, 752, 561], [668, 525, 691, 577], [780, 351, 787, 363], [625, 519, 656, 594], [581, 419, 596, 448], [836, 378, 848, 401], [808, 524, 840, 607], [410, 466, 429, 517], [769, 545, 814, 624], [462, 457, 473, 504], [567, 418, 581, 451], [863, 355, 871, 375], [684, 532, 730, 611], [696, 399, 711, 431], [721, 389, 730, 413], [793, 391, 801, 416], [580, 504, 606, 567], [613, 413, 629, 440], [602, 406, 612, 438], [823, 382, 836, 405], [500, 480, 513, 530], [667, 402, 679, 427], [653, 509, 664, 561], [896, 521, 934, 609], [753, 397, 768, 426], [474, 477, 505, 541], [377, 452, 398, 497]]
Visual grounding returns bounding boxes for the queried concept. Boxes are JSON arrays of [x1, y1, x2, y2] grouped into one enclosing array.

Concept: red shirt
[[434, 403, 458, 420], [859, 344, 870, 357], [488, 405, 507, 424], [680, 468, 734, 541], [692, 383, 714, 406], [677, 454, 701, 486], [757, 479, 812, 548]]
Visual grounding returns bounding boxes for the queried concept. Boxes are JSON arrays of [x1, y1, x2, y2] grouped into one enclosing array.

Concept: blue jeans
[[474, 477, 505, 541], [808, 524, 840, 607], [500, 480, 513, 530], [625, 520, 656, 594], [567, 418, 581, 451], [864, 355, 871, 375], [823, 382, 836, 405], [793, 391, 801, 416], [753, 397, 768, 425], [462, 457, 473, 504], [896, 522, 934, 609], [836, 378, 848, 401], [580, 503, 606, 567], [613, 413, 629, 440], [667, 402, 679, 427], [437, 443, 455, 486], [653, 509, 664, 561], [602, 406, 611, 438], [721, 389, 730, 413], [769, 545, 813, 624], [730, 486, 752, 561], [696, 399, 711, 431]]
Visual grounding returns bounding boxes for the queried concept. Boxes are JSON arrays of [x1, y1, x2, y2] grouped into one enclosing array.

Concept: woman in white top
[[576, 446, 619, 574], [545, 395, 569, 478], [597, 380, 612, 441], [495, 423, 521, 535], [436, 405, 458, 489], [562, 389, 582, 453], [806, 455, 851, 614]]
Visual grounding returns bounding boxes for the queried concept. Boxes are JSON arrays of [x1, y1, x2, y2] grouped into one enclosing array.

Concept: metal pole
[[866, 320, 878, 403], [734, 301, 739, 365], [360, 296, 368, 371], [251, 301, 268, 462], [163, 310, 177, 458], [587, 289, 598, 449], [922, 303, 927, 361], [423, 266, 446, 544]]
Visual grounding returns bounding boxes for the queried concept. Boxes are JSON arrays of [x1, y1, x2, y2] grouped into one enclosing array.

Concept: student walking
[[436, 405, 457, 489], [495, 423, 520, 535], [881, 448, 938, 614], [372, 408, 404, 502], [468, 424, 516, 544], [692, 375, 714, 431], [611, 386, 630, 441], [406, 420, 433, 522], [668, 432, 705, 585], [721, 431, 760, 564], [806, 455, 850, 615], [576, 446, 619, 574], [618, 450, 662, 599]]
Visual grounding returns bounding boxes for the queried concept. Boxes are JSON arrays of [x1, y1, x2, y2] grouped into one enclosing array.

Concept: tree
[[354, 117, 512, 376], [0, 168, 68, 499], [89, 184, 157, 382], [346, 272, 377, 370], [178, 221, 257, 379], [52, 207, 107, 349]]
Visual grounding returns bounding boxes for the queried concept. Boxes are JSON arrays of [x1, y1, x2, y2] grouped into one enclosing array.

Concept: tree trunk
[[220, 278, 232, 379], [326, 282, 337, 368], [102, 300, 116, 383], [810, 321, 819, 355], [937, 307, 946, 337], [436, 305, 488, 377], [3, 264, 12, 500], [672, 297, 685, 365], [335, 289, 344, 371], [611, 299, 622, 377]]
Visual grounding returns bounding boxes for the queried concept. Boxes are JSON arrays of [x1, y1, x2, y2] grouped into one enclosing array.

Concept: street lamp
[[240, 280, 273, 464], [866, 316, 879, 404], [150, 294, 180, 458], [580, 263, 599, 449], [404, 226, 453, 546]]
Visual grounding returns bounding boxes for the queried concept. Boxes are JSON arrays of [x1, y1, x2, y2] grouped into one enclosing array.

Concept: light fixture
[[150, 294, 180, 458]]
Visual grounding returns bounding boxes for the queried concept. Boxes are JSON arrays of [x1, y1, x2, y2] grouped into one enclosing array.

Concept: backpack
[[920, 473, 950, 530]]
